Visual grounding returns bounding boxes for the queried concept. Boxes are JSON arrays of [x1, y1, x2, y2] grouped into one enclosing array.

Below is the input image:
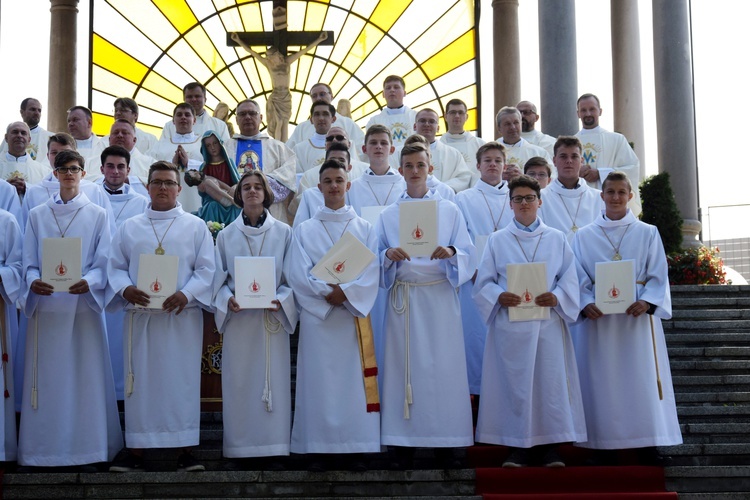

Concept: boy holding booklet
[[472, 175, 585, 468], [571, 171, 681, 464], [107, 161, 215, 472], [377, 141, 475, 469], [287, 159, 381, 472], [213, 170, 297, 469], [19, 150, 122, 469]]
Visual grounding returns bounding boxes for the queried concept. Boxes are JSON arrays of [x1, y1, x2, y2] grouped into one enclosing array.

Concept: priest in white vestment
[[473, 175, 586, 467], [107, 161, 215, 472], [412, 109, 472, 192], [0, 122, 51, 198], [18, 150, 122, 467], [571, 171, 681, 461], [365, 76, 417, 168], [160, 83, 230, 143], [377, 142, 475, 468], [214, 170, 297, 462], [292, 101, 338, 174], [225, 100, 297, 225], [455, 142, 514, 396], [576, 93, 641, 215], [67, 106, 105, 159], [287, 160, 380, 470], [0, 98, 54, 165], [0, 209, 21, 462], [439, 99, 487, 187], [517, 100, 556, 157], [495, 107, 553, 178], [100, 98, 158, 155], [539, 136, 604, 243]]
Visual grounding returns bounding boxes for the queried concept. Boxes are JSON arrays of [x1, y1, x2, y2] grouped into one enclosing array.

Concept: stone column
[[48, 0, 79, 132], [492, 0, 520, 124], [611, 0, 646, 180], [653, 0, 701, 246], [538, 0, 578, 138]]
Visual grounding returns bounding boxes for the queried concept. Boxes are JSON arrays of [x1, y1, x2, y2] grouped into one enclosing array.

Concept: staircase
[[4, 284, 750, 498], [662, 284, 750, 499]]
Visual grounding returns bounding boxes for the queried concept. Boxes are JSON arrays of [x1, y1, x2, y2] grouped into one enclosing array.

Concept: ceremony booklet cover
[[42, 237, 82, 292], [595, 260, 635, 315], [507, 262, 549, 322], [398, 199, 438, 257], [361, 205, 387, 227], [235, 256, 276, 309], [136, 254, 179, 310], [311, 231, 376, 284]]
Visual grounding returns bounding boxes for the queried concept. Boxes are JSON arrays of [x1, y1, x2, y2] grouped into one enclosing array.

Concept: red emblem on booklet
[[250, 279, 260, 293], [55, 261, 67, 276], [150, 278, 162, 293], [412, 224, 424, 240], [522, 288, 533, 304], [608, 284, 620, 299], [334, 261, 346, 274]]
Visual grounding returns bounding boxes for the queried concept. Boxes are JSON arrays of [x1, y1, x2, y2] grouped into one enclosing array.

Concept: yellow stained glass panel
[[153, 0, 199, 34], [93, 35, 148, 85]]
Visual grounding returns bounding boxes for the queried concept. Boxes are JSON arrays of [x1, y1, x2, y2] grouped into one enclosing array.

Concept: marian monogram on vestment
[[581, 141, 601, 167], [390, 122, 410, 142]]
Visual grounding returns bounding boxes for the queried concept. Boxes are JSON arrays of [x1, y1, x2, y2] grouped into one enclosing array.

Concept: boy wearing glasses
[[18, 150, 123, 470], [473, 175, 585, 468], [107, 161, 215, 472], [523, 156, 552, 189]]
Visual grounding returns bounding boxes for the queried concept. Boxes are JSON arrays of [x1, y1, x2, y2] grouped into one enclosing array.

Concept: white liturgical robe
[[287, 206, 381, 454], [429, 140, 472, 193], [497, 138, 553, 175], [0, 126, 53, 165], [107, 203, 215, 448], [539, 179, 603, 243], [0, 153, 50, 186], [214, 212, 298, 458], [572, 210, 682, 449], [377, 191, 475, 447], [472, 219, 586, 448], [0, 210, 21, 461], [521, 129, 556, 157], [103, 127, 158, 155], [161, 112, 230, 143], [439, 132, 487, 187], [365, 106, 417, 168], [455, 180, 513, 394], [576, 126, 641, 214], [19, 193, 122, 466], [0, 179, 22, 227], [287, 115, 365, 153]]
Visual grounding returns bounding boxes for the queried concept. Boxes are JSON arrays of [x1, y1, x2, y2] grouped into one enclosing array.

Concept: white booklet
[[235, 256, 276, 309], [42, 238, 82, 292], [136, 254, 179, 310], [595, 260, 636, 315], [507, 262, 549, 322], [361, 205, 387, 227], [311, 231, 376, 284], [399, 200, 438, 257]]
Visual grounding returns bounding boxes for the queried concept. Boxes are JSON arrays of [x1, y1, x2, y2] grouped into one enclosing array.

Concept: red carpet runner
[[470, 445, 677, 500]]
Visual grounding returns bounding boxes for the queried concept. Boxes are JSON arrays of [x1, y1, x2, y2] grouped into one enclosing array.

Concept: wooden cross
[[227, 0, 333, 56]]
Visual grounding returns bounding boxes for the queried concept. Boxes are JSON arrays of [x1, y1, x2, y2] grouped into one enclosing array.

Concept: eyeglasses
[[326, 134, 346, 142], [55, 166, 82, 174], [149, 180, 179, 188], [519, 109, 537, 115], [511, 195, 539, 204], [237, 111, 260, 118], [526, 172, 549, 179], [417, 118, 438, 125]]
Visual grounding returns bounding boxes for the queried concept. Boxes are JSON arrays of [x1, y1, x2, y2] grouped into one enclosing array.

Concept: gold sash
[[355, 314, 380, 412]]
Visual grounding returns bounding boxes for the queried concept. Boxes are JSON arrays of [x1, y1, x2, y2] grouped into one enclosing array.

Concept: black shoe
[[177, 453, 205, 472], [585, 449, 619, 466], [77, 464, 99, 473], [388, 446, 415, 470], [435, 448, 463, 469], [636, 447, 670, 466], [541, 448, 565, 468], [307, 460, 326, 472], [502, 447, 529, 468], [109, 449, 144, 472]]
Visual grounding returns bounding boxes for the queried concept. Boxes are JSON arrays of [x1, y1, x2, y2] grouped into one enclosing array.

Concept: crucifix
[[228, 0, 334, 142]]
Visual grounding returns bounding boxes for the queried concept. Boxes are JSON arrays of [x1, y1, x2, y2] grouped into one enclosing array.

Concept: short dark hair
[[173, 102, 196, 116], [364, 124, 392, 144], [47, 132, 76, 150], [325, 141, 350, 164], [20, 98, 39, 111], [101, 145, 131, 167], [601, 170, 632, 192], [445, 98, 467, 113], [183, 82, 206, 96], [476, 141, 506, 164], [112, 118, 136, 132], [114, 97, 139, 115], [319, 158, 348, 179], [148, 161, 179, 184], [310, 100, 336, 117], [400, 141, 430, 165], [524, 156, 551, 176], [577, 93, 601, 107], [54, 149, 85, 170], [383, 75, 406, 90], [509, 175, 541, 198], [310, 82, 332, 94], [553, 135, 582, 156], [67, 106, 93, 119], [234, 170, 274, 209]]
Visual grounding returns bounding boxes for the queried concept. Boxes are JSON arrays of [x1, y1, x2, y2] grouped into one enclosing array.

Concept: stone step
[[671, 309, 750, 320], [1, 470, 478, 499], [677, 405, 750, 419], [672, 374, 750, 392], [671, 359, 750, 372], [665, 465, 750, 494], [663, 319, 750, 331], [666, 333, 750, 346], [670, 285, 750, 296], [669, 347, 750, 359], [672, 296, 750, 309], [676, 392, 750, 404], [676, 495, 750, 500], [679, 423, 750, 444]]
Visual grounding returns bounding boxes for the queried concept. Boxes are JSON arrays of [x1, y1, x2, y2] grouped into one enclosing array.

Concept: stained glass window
[[90, 0, 478, 138]]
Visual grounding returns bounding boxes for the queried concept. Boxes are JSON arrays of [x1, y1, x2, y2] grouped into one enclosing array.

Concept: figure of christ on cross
[[229, 1, 332, 142]]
